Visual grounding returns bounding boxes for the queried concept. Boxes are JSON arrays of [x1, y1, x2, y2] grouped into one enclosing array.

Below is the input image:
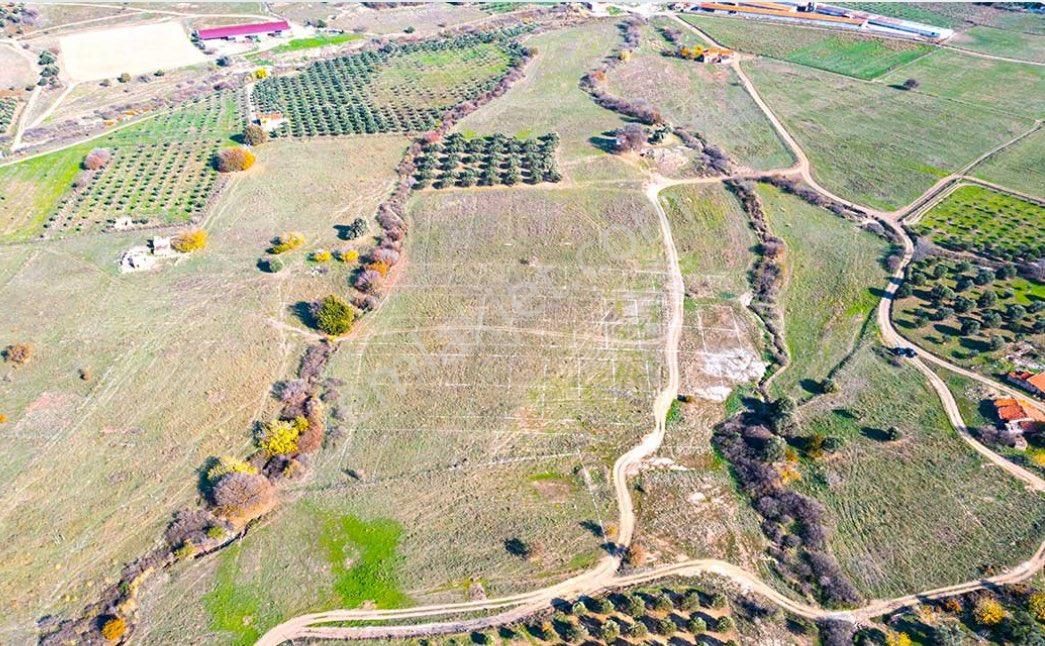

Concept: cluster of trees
[[713, 403, 860, 607], [900, 257, 1045, 345], [268, 231, 306, 254], [475, 585, 744, 646], [253, 28, 532, 138], [413, 132, 560, 187], [38, 50, 59, 88], [215, 147, 255, 172], [865, 584, 1045, 646]]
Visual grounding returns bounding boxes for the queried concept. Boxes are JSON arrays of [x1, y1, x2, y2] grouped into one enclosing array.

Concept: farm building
[[993, 397, 1045, 448], [1007, 370, 1045, 397], [255, 110, 287, 132], [196, 20, 290, 42]]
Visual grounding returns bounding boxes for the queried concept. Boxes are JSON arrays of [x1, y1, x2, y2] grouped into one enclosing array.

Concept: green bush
[[315, 294, 356, 335]]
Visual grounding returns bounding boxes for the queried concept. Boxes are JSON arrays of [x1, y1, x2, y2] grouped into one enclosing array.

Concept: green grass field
[[912, 184, 1045, 260], [796, 344, 1045, 597], [266, 32, 362, 55], [454, 21, 638, 183], [0, 137, 408, 643], [744, 58, 1034, 210], [681, 14, 932, 80], [758, 184, 889, 399], [605, 24, 794, 172], [660, 183, 756, 299], [972, 127, 1045, 200], [879, 49, 1044, 121], [950, 25, 1045, 64]]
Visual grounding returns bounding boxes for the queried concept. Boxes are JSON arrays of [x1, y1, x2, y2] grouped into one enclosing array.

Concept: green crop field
[[743, 58, 1034, 210], [912, 184, 1045, 261], [834, 3, 969, 29], [606, 24, 794, 171], [759, 184, 889, 399], [879, 49, 1044, 121], [796, 344, 1045, 598], [0, 137, 408, 643], [973, 127, 1045, 200], [950, 25, 1045, 64], [681, 14, 932, 80]]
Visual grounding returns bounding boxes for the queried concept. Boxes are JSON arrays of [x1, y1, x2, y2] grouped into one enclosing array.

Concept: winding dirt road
[[256, 18, 1045, 644]]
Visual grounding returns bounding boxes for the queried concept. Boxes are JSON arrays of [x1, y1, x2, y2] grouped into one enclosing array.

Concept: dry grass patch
[[0, 137, 405, 642]]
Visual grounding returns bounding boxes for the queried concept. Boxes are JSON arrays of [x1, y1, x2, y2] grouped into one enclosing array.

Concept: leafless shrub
[[211, 472, 275, 521], [82, 148, 112, 170]]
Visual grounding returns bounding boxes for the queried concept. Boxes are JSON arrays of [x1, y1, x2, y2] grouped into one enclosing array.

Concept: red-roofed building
[[196, 20, 290, 41], [1007, 370, 1045, 397]]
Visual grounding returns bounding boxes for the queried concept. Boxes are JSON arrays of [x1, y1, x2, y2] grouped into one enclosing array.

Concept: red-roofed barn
[[196, 20, 290, 41]]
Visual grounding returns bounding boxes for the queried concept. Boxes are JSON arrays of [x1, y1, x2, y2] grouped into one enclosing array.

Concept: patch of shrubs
[[313, 294, 357, 336], [172, 228, 208, 253], [215, 147, 255, 172], [713, 409, 861, 607]]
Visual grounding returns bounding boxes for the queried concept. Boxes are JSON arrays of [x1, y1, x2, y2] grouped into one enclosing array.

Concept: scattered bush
[[269, 231, 306, 254], [243, 124, 268, 146], [901, 78, 920, 90], [207, 456, 257, 482], [172, 228, 208, 253], [2, 343, 33, 365], [99, 616, 126, 641], [211, 472, 275, 521], [215, 147, 256, 172], [974, 596, 1006, 626], [82, 148, 112, 170], [310, 249, 333, 263], [261, 257, 285, 273], [259, 418, 302, 456], [314, 294, 356, 336], [336, 248, 360, 263]]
